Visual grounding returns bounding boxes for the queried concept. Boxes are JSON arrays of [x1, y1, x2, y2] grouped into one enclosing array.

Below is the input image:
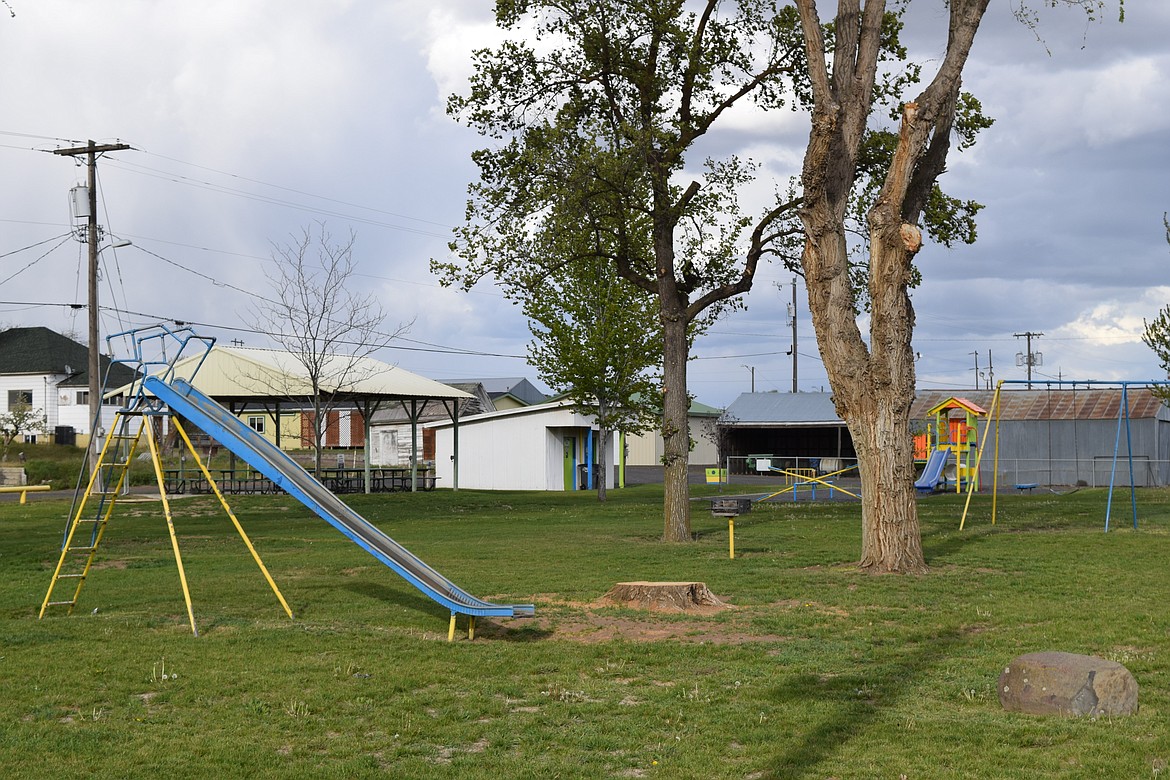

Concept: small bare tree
[[248, 222, 408, 475], [1, 402, 46, 462]]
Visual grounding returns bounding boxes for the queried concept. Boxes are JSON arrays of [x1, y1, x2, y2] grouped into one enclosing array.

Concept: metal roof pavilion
[[723, 392, 843, 427]]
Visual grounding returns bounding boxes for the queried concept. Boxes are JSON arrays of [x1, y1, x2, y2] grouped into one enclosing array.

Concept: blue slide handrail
[[143, 376, 533, 619]]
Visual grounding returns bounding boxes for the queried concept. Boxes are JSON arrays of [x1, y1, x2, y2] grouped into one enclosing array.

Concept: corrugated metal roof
[[721, 387, 1168, 427], [723, 392, 843, 426], [910, 388, 1169, 421]]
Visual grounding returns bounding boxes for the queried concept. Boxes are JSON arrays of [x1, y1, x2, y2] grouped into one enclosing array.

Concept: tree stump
[[601, 581, 725, 612]]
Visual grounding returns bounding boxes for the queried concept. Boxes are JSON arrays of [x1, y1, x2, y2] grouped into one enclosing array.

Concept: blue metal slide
[[143, 376, 534, 619], [914, 449, 950, 493]]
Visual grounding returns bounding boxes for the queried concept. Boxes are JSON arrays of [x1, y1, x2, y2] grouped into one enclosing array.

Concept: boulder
[[998, 651, 1138, 717]]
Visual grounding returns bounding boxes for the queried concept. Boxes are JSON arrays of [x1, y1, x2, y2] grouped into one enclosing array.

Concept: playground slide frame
[[143, 376, 533, 619]]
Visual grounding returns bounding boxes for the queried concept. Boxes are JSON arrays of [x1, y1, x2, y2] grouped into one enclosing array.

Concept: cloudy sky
[[1, 1, 1167, 408]]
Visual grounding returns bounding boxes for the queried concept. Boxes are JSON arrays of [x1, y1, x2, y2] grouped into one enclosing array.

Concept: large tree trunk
[[847, 398, 925, 573], [794, 0, 990, 573], [801, 185, 927, 574], [660, 311, 691, 541]]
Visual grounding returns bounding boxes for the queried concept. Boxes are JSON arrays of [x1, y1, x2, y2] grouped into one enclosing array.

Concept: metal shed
[[428, 401, 622, 491], [720, 392, 855, 462]]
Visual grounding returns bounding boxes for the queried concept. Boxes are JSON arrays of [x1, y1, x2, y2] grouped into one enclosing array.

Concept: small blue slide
[[915, 449, 950, 494], [143, 376, 533, 620]]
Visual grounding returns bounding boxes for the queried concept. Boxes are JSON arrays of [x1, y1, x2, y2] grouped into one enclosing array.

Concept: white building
[[429, 401, 622, 491], [0, 326, 137, 446]]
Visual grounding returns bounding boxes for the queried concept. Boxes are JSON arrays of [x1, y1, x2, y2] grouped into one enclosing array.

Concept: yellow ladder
[[40, 412, 143, 618]]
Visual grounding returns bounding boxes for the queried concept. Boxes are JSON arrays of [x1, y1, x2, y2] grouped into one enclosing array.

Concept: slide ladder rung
[[55, 573, 86, 580]]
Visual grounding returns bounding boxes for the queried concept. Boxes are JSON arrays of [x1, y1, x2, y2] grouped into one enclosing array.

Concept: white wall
[[1, 373, 62, 439]]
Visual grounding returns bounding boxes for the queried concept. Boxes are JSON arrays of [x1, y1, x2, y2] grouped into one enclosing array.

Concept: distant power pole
[[970, 351, 980, 390], [780, 278, 798, 392], [53, 140, 132, 464], [1014, 331, 1043, 390]]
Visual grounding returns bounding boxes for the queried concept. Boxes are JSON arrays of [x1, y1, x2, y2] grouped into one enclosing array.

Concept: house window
[[76, 391, 89, 405], [7, 389, 33, 407], [247, 416, 266, 434], [103, 393, 125, 406]]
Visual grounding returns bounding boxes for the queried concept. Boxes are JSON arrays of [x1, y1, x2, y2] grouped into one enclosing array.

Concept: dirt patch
[[479, 609, 784, 645]]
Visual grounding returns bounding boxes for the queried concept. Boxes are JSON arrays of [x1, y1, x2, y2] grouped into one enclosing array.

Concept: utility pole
[[987, 349, 994, 389], [780, 277, 798, 392], [970, 351, 980, 390], [1013, 331, 1043, 390], [742, 364, 755, 393], [53, 140, 132, 465]]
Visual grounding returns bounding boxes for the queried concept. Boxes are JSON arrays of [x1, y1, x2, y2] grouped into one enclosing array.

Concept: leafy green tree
[[526, 252, 662, 501], [439, 0, 804, 541]]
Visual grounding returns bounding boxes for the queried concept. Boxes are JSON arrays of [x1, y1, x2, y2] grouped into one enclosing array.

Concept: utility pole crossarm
[[52, 141, 133, 157], [1014, 331, 1044, 390]]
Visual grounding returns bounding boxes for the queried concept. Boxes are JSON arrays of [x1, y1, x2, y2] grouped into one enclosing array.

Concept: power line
[[135, 149, 455, 229], [0, 299, 529, 360], [0, 231, 73, 259], [1014, 331, 1044, 390], [0, 234, 74, 286], [105, 158, 455, 239]]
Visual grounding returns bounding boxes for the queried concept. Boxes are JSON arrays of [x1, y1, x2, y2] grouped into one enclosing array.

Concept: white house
[[0, 326, 137, 446]]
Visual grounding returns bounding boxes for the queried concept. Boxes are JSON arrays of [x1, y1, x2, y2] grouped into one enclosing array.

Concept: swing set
[[959, 379, 1170, 532]]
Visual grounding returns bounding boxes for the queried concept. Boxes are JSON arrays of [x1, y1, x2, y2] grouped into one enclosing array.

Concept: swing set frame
[[959, 379, 1170, 532]]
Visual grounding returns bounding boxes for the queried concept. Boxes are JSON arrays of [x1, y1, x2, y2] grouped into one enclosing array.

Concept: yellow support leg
[[468, 616, 476, 641], [448, 614, 457, 642], [728, 518, 735, 559], [174, 420, 295, 620], [145, 419, 199, 637]]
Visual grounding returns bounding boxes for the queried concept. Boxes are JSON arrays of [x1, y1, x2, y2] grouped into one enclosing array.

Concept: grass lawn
[[2, 484, 1169, 778]]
